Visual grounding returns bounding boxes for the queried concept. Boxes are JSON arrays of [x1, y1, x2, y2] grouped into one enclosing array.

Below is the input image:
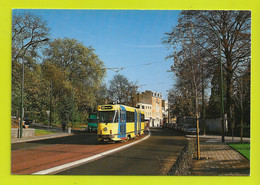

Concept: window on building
[[141, 114, 145, 122]]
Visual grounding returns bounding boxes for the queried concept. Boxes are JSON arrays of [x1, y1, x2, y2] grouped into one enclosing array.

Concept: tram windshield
[[98, 111, 118, 123]]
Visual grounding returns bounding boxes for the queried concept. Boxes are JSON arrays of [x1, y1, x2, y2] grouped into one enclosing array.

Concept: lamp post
[[46, 111, 50, 130]]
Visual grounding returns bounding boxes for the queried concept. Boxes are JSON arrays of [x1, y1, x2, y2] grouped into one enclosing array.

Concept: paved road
[[57, 128, 187, 175], [11, 128, 187, 175]]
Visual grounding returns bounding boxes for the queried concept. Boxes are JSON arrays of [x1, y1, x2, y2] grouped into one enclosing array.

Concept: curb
[[11, 133, 73, 144]]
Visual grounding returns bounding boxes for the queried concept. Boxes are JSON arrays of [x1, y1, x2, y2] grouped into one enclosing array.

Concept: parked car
[[175, 124, 186, 133], [185, 125, 197, 134], [181, 124, 190, 132]]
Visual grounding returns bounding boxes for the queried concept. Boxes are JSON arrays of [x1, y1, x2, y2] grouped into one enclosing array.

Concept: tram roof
[[98, 104, 144, 113]]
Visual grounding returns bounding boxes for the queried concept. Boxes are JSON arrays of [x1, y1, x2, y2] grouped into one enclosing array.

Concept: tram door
[[119, 106, 126, 138], [135, 110, 137, 135], [136, 112, 140, 134], [139, 113, 141, 133]]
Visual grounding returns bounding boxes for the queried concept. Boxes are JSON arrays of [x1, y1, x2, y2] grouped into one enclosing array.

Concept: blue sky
[[14, 9, 180, 99]]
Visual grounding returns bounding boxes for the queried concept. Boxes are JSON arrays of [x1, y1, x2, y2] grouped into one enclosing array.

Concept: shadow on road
[[11, 132, 99, 150]]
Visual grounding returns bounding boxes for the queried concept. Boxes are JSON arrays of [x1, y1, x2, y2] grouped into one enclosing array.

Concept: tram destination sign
[[100, 105, 113, 110]]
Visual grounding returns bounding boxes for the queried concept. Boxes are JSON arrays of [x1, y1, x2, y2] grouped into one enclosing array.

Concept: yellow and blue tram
[[97, 104, 145, 143]]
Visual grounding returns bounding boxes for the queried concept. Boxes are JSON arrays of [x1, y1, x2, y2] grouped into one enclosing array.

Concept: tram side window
[[131, 112, 135, 122], [126, 111, 135, 122], [126, 111, 130, 122]]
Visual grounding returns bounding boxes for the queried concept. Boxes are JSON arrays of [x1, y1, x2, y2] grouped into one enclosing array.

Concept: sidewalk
[[188, 135, 250, 176], [11, 132, 72, 144], [11, 123, 76, 144]]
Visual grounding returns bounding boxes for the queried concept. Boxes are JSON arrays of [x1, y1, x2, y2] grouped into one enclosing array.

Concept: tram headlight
[[104, 127, 108, 131]]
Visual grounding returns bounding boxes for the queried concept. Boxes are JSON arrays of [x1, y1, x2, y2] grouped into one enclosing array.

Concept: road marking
[[33, 129, 150, 175]]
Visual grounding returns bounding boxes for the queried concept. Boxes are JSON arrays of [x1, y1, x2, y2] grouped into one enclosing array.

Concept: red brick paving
[[12, 135, 147, 174]]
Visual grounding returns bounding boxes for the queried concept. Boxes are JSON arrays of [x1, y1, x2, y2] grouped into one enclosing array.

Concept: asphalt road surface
[[57, 128, 187, 175], [11, 128, 187, 175]]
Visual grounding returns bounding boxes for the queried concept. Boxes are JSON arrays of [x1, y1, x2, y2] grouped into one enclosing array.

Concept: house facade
[[137, 90, 163, 127]]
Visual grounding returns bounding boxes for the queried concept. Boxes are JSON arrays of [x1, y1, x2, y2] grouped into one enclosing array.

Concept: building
[[137, 91, 163, 127], [162, 100, 168, 125], [136, 102, 152, 128]]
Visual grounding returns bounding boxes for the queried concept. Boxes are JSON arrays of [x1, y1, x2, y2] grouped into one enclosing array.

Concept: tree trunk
[[240, 116, 244, 143], [225, 57, 233, 135]]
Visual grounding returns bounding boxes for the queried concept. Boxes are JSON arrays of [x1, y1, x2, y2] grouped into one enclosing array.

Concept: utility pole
[[200, 51, 206, 136], [49, 80, 53, 128], [167, 96, 170, 124], [19, 61, 24, 138]]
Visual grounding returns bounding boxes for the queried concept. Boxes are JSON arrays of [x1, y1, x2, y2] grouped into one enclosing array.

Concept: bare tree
[[12, 12, 50, 62], [232, 61, 250, 142], [164, 11, 251, 133], [108, 74, 139, 106]]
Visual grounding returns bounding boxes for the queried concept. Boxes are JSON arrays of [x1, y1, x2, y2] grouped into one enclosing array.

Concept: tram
[[87, 113, 98, 132], [97, 104, 145, 143]]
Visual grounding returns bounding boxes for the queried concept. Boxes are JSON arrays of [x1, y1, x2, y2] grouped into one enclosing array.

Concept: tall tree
[[164, 24, 209, 124], [43, 38, 106, 122], [164, 11, 251, 132], [12, 12, 49, 63], [12, 12, 50, 118], [232, 62, 250, 141], [108, 74, 138, 106]]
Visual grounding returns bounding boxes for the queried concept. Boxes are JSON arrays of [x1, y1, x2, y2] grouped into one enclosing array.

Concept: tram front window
[[99, 111, 118, 123]]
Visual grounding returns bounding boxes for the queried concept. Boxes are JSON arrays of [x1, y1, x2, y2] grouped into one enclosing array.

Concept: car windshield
[[98, 111, 118, 123], [87, 119, 98, 123]]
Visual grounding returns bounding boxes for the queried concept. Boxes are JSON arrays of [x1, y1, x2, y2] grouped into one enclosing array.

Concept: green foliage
[[12, 12, 50, 120], [42, 38, 106, 124], [12, 13, 107, 126]]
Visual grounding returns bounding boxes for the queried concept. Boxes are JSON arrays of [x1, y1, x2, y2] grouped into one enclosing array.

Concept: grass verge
[[228, 143, 250, 160], [35, 129, 55, 136]]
